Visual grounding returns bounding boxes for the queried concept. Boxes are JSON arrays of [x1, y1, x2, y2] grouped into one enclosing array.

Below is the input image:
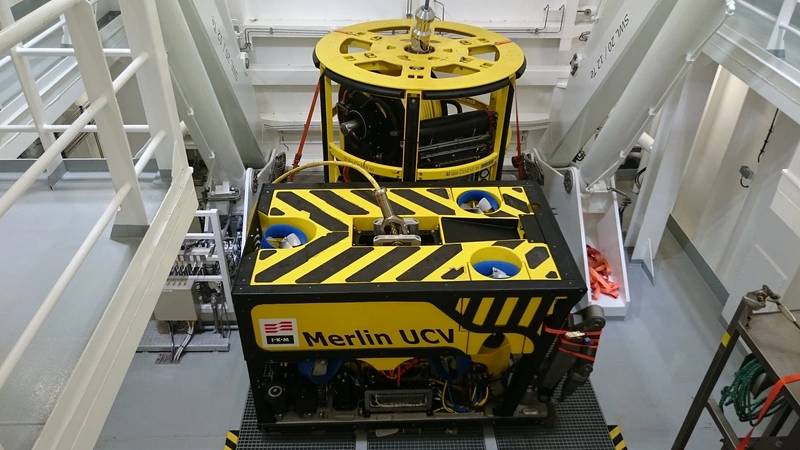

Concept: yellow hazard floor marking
[[608, 425, 627, 450], [224, 430, 239, 450]]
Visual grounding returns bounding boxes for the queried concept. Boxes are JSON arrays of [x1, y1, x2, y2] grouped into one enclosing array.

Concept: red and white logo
[[259, 318, 298, 347]]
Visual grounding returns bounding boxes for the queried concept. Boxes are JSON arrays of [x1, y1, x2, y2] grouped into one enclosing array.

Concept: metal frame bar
[[197, 209, 233, 311], [673, 295, 800, 448], [671, 301, 744, 449]]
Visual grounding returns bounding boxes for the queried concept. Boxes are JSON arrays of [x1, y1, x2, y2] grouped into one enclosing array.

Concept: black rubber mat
[[237, 382, 615, 450]]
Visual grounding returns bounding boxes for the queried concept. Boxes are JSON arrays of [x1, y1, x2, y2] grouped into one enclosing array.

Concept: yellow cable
[[478, 386, 489, 406], [272, 160, 381, 191], [441, 382, 455, 413]]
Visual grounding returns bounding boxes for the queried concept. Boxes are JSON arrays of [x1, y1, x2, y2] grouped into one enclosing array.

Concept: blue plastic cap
[[261, 224, 308, 248], [473, 260, 520, 278], [457, 190, 500, 211]]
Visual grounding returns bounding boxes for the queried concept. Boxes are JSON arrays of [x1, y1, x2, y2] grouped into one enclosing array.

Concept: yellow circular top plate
[[315, 19, 525, 92]]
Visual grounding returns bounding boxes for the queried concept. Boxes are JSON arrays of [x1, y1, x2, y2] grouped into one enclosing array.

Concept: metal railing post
[[0, 2, 66, 186], [118, 0, 188, 179], [767, 0, 797, 57], [64, 0, 148, 235]]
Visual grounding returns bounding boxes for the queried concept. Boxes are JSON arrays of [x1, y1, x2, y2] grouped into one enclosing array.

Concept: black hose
[[442, 100, 463, 115]]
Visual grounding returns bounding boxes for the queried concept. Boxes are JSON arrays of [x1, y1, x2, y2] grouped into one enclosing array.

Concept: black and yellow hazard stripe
[[268, 186, 540, 231], [223, 430, 239, 450], [252, 185, 564, 285], [608, 425, 628, 450], [252, 237, 561, 285], [454, 295, 570, 333]]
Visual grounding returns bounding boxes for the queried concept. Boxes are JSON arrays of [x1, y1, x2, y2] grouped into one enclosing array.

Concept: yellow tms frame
[[312, 18, 526, 182]]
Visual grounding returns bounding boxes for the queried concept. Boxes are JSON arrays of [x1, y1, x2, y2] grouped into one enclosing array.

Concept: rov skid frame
[[233, 180, 588, 429]]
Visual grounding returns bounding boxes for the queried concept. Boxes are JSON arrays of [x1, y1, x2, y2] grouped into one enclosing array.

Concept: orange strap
[[289, 81, 321, 181], [544, 326, 602, 363], [737, 373, 800, 450], [559, 348, 597, 362]]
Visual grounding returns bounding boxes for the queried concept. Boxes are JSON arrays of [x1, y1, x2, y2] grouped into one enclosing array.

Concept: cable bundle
[[720, 358, 785, 425]]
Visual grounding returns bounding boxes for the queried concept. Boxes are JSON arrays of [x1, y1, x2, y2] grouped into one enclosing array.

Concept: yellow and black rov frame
[[233, 179, 598, 429], [312, 16, 526, 183]]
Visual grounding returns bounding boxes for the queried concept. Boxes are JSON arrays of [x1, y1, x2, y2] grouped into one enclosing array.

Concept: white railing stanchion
[[65, 1, 148, 232], [119, 0, 188, 177], [767, 0, 798, 56]]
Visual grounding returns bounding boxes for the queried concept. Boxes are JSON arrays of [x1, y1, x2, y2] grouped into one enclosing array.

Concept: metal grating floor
[[237, 382, 614, 450], [367, 426, 485, 450], [494, 383, 614, 450]]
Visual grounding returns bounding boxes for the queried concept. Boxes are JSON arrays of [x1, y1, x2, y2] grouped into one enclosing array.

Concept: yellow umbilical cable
[[272, 160, 381, 191]]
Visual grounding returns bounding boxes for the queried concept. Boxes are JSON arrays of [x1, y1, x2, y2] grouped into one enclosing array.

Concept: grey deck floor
[[94, 229, 746, 450], [0, 171, 169, 450]]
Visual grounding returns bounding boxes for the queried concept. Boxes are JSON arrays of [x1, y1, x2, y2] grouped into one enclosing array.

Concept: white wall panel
[[673, 68, 748, 238], [671, 67, 800, 317]]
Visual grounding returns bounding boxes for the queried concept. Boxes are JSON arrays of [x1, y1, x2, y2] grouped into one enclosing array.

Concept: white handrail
[[15, 46, 132, 57], [0, 95, 108, 219], [0, 123, 149, 132], [0, 0, 82, 54], [112, 52, 149, 92], [0, 182, 132, 388], [134, 130, 166, 175], [779, 22, 800, 39]]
